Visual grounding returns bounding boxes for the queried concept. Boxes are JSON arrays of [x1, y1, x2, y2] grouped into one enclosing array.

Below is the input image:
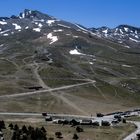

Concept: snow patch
[[34, 19, 45, 22], [3, 34, 9, 36], [129, 37, 140, 43], [135, 35, 139, 39], [135, 30, 138, 34], [75, 24, 88, 32], [38, 23, 43, 28], [102, 29, 108, 34], [119, 29, 123, 34], [53, 29, 63, 32], [0, 44, 4, 47], [122, 64, 132, 68], [89, 62, 94, 65], [46, 20, 55, 26], [0, 29, 10, 34], [82, 31, 88, 34], [0, 21, 7, 25], [12, 23, 21, 30], [33, 28, 41, 32], [73, 36, 79, 38], [58, 24, 71, 29], [69, 49, 83, 55], [25, 26, 29, 29], [47, 33, 58, 44], [124, 46, 130, 49], [21, 13, 25, 18], [34, 22, 38, 25], [124, 27, 128, 32]]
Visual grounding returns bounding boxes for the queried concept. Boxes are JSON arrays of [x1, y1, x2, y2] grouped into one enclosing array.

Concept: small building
[[80, 119, 92, 125], [45, 116, 52, 121], [52, 119, 65, 124], [70, 119, 80, 126]]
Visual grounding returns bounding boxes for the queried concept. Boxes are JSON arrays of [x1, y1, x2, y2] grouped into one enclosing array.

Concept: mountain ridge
[[0, 9, 140, 48]]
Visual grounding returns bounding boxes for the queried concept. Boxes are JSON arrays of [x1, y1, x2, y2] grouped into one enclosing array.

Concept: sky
[[0, 0, 140, 28]]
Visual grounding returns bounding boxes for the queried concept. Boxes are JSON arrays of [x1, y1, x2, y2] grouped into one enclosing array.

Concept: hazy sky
[[0, 0, 139, 28]]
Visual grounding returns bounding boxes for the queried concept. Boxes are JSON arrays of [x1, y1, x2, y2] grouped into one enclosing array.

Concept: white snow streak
[[58, 24, 71, 29]]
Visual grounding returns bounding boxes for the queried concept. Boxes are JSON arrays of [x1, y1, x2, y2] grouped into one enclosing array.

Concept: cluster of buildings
[[42, 108, 140, 127]]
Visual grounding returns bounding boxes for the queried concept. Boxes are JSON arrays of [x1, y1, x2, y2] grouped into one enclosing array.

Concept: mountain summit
[[18, 9, 53, 20]]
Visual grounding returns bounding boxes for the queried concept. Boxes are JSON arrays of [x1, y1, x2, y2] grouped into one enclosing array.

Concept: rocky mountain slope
[[0, 9, 140, 114], [90, 25, 140, 48]]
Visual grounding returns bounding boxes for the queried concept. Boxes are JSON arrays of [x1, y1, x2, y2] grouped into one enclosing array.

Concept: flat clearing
[[1, 118, 136, 140]]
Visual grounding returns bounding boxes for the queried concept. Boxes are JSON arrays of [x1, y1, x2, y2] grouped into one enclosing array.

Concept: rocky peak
[[18, 9, 53, 20]]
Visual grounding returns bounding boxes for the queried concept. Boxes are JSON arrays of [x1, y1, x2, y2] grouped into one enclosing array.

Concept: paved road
[[0, 112, 42, 116], [0, 111, 118, 122], [0, 112, 93, 119], [123, 121, 140, 140], [0, 81, 95, 99]]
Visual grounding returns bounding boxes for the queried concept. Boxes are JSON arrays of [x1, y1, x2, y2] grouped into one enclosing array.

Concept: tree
[[0, 121, 5, 129], [28, 126, 34, 132], [41, 126, 46, 133], [137, 133, 140, 140], [76, 127, 83, 133], [101, 121, 110, 126], [70, 119, 79, 126], [9, 123, 14, 130], [22, 125, 28, 134], [92, 121, 99, 126], [73, 133, 79, 140], [13, 124, 19, 131], [19, 133, 28, 140], [48, 138, 54, 140], [122, 119, 126, 123], [96, 113, 104, 117], [11, 131, 17, 140], [55, 132, 62, 138]]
